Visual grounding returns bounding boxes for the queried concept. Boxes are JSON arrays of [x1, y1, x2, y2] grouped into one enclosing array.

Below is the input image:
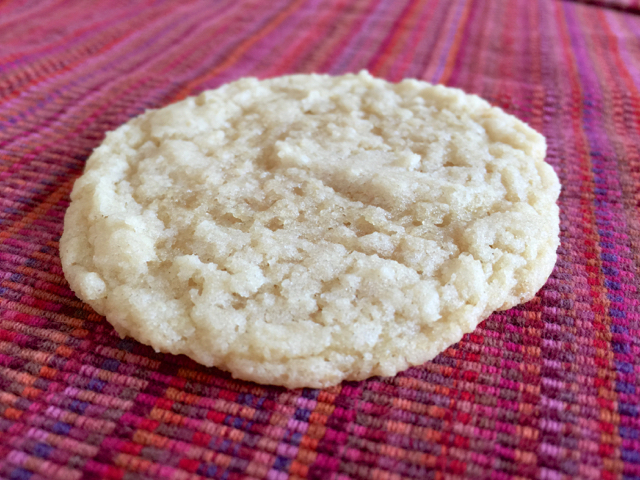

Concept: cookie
[[60, 71, 560, 388]]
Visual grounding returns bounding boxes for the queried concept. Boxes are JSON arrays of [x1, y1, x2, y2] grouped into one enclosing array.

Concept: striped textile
[[568, 0, 640, 12], [1, 0, 640, 478]]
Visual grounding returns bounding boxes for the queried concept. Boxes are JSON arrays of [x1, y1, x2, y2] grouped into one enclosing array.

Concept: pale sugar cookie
[[60, 72, 560, 388]]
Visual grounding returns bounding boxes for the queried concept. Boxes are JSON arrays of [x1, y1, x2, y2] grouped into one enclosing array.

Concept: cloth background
[[1, 0, 640, 478]]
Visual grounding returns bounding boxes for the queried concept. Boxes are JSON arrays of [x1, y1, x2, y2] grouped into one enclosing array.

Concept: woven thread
[[1, 0, 640, 478]]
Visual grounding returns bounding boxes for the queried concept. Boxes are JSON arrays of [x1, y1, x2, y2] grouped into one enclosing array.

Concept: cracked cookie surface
[[60, 71, 560, 388]]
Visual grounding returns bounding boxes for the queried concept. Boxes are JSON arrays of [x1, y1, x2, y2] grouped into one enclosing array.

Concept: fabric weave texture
[[1, 0, 640, 479]]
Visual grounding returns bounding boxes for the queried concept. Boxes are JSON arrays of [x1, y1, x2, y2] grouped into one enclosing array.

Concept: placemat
[[1, 0, 640, 478]]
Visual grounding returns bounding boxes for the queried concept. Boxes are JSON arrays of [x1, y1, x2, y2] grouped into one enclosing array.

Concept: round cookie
[[60, 71, 560, 389]]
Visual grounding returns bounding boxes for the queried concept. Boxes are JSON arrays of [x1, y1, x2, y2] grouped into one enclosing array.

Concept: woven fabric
[[1, 0, 640, 479], [567, 0, 640, 12]]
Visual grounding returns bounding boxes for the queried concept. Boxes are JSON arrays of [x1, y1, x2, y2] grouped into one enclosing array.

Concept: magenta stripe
[[232, 0, 331, 79], [264, 0, 365, 76], [0, 0, 63, 31], [387, 0, 442, 80], [326, 0, 402, 73], [399, 0, 454, 80], [445, 0, 490, 91], [607, 10, 640, 93], [312, 0, 383, 74], [365, 0, 418, 74], [178, 0, 318, 93]]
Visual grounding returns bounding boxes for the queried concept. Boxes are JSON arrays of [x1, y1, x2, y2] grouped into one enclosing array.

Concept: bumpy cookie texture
[[60, 71, 560, 388]]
